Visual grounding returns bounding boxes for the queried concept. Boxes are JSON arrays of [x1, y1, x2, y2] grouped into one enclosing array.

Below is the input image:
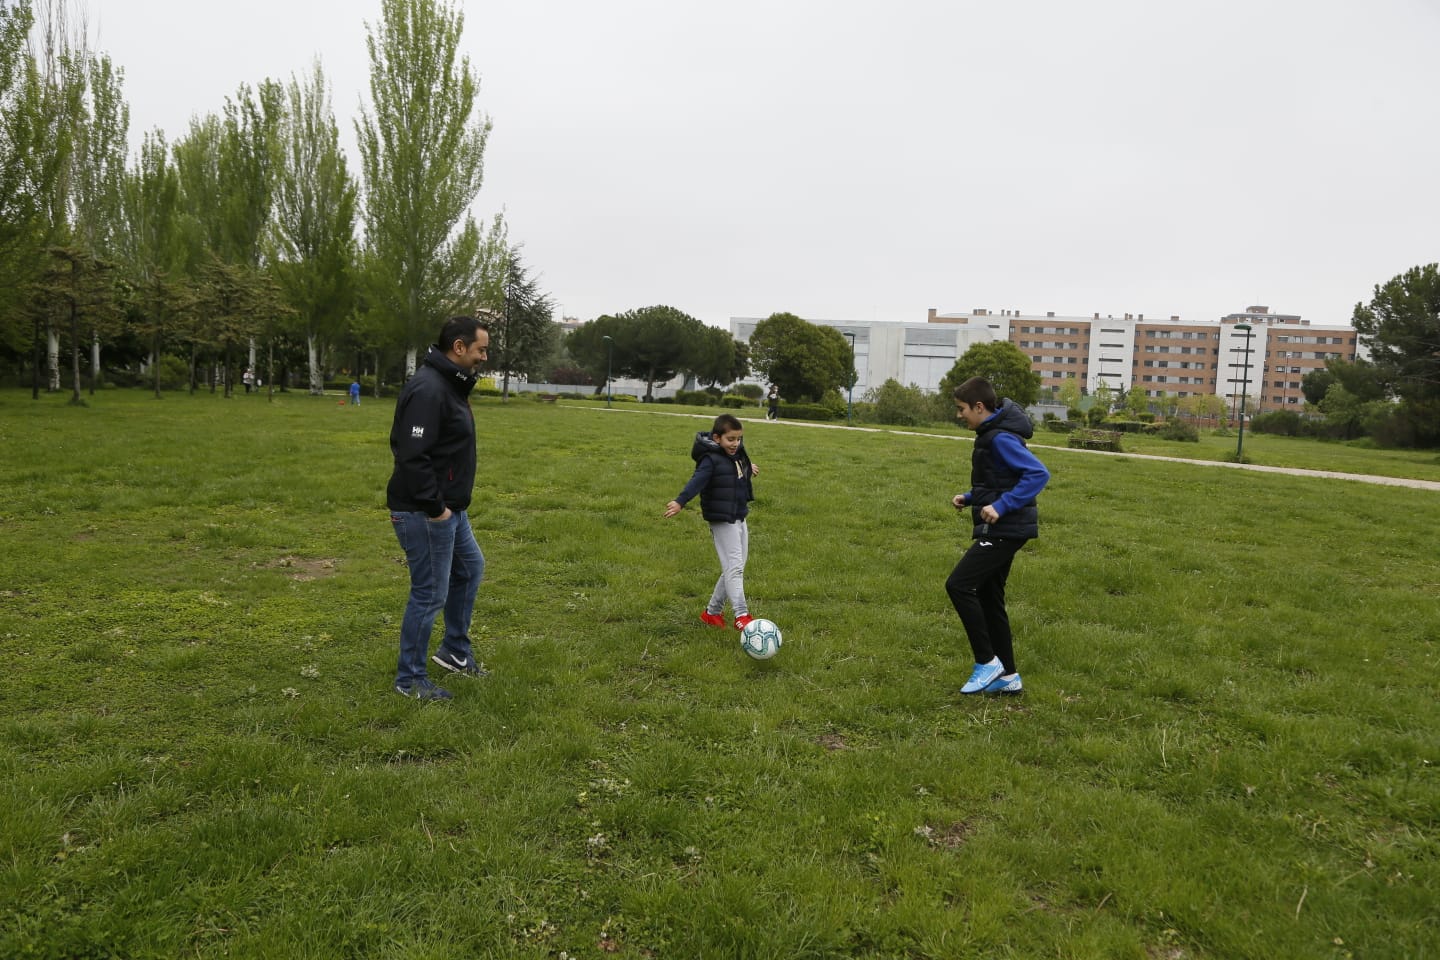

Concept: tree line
[[0, 0, 555, 402]]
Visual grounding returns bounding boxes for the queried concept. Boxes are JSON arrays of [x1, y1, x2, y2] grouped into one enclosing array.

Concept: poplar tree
[[272, 60, 357, 394], [356, 0, 491, 373]]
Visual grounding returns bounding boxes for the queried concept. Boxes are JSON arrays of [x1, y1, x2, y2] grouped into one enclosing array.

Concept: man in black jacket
[[386, 316, 491, 700]]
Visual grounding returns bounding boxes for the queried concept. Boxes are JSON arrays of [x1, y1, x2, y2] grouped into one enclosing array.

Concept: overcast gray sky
[[89, 0, 1440, 329]]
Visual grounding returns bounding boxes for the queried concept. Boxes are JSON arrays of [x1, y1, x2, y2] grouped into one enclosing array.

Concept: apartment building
[[728, 317, 995, 397], [929, 305, 1361, 411]]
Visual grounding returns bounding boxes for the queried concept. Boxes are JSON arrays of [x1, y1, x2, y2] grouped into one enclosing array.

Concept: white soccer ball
[[739, 618, 783, 660]]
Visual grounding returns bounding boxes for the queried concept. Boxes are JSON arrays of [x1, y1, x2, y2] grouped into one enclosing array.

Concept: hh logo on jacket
[[411, 426, 425, 438]]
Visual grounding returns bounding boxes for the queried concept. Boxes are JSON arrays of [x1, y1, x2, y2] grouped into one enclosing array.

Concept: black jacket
[[386, 347, 479, 517], [675, 431, 754, 523]]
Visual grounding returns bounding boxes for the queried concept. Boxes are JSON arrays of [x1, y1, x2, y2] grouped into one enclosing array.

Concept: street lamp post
[[1234, 323, 1253, 461], [602, 335, 613, 407], [842, 332, 856, 424]]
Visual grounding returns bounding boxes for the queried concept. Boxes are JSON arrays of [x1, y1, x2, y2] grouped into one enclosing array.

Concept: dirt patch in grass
[[261, 555, 339, 581]]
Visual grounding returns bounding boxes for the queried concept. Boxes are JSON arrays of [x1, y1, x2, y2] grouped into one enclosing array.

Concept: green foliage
[[746, 312, 851, 403], [1156, 418, 1200, 442], [491, 249, 556, 396], [356, 0, 492, 353], [566, 306, 721, 400], [1250, 409, 1303, 437], [939, 340, 1042, 407], [1085, 405, 1108, 426], [719, 394, 748, 409], [864, 378, 937, 426], [3, 391, 1438, 958], [1301, 367, 1335, 405], [731, 382, 763, 400], [774, 401, 836, 421], [271, 61, 358, 394], [1352, 263, 1440, 445], [1122, 384, 1149, 418], [673, 388, 712, 407]]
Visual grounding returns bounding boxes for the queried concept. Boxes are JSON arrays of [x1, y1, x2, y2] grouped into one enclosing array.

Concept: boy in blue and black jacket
[[663, 413, 761, 632], [947, 377, 1050, 695]]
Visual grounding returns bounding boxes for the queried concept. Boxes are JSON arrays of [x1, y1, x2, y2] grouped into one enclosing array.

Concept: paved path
[[570, 404, 1440, 492]]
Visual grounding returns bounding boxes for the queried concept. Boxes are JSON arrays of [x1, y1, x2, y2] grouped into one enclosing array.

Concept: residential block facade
[[927, 305, 1361, 411]]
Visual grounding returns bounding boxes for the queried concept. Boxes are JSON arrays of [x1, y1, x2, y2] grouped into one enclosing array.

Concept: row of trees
[[1, 0, 557, 402]]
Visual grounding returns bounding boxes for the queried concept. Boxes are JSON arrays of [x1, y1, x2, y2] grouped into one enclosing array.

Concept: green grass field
[[1, 390, 1436, 959]]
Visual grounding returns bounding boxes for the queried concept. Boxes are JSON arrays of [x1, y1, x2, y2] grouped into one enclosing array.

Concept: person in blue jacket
[[663, 413, 761, 632], [947, 377, 1050, 696]]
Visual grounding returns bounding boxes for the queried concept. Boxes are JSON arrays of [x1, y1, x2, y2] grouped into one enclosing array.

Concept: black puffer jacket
[[386, 347, 478, 517], [969, 399, 1040, 540], [674, 431, 754, 523]]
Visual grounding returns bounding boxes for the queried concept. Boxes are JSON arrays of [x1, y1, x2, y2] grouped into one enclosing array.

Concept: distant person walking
[[386, 317, 492, 701], [766, 385, 779, 420], [350, 380, 361, 405], [946, 377, 1050, 696], [664, 413, 761, 632], [242, 368, 254, 394]]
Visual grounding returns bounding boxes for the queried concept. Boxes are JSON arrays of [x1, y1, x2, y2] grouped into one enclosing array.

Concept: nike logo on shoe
[[453, 656, 468, 667]]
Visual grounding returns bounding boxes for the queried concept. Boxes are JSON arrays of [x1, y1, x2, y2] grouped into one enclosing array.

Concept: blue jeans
[[389, 510, 484, 685]]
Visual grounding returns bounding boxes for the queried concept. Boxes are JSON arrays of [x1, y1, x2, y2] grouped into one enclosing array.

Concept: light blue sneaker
[[960, 660, 1004, 694], [983, 672, 1023, 695]]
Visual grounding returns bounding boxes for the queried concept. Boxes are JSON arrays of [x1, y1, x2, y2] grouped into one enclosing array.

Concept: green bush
[[732, 383, 764, 400], [1157, 419, 1200, 442], [1086, 407, 1109, 426], [1043, 419, 1078, 433], [1107, 420, 1148, 434], [779, 403, 837, 421], [720, 394, 749, 409], [1251, 410, 1302, 436], [674, 389, 712, 407], [1067, 406, 1085, 422], [864, 379, 932, 426], [819, 388, 848, 419]]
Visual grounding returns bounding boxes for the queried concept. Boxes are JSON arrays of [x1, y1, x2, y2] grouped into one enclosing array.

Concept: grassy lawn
[[1, 389, 1436, 959]]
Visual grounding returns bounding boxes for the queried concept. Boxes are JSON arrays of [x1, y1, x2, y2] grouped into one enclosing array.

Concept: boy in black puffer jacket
[[664, 413, 761, 631], [948, 377, 1050, 696]]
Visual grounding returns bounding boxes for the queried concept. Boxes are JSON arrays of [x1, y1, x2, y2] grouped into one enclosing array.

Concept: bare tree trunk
[[90, 334, 101, 395], [308, 334, 324, 395], [69, 306, 84, 405], [47, 329, 61, 392], [405, 346, 417, 378]]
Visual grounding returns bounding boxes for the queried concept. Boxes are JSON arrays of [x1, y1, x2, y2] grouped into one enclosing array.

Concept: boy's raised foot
[[395, 678, 452, 701], [733, 614, 754, 631], [983, 672, 1023, 695], [432, 648, 490, 677], [960, 660, 1004, 694], [700, 610, 727, 628]]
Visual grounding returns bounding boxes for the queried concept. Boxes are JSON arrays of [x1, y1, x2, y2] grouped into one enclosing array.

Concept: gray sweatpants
[[705, 519, 749, 617]]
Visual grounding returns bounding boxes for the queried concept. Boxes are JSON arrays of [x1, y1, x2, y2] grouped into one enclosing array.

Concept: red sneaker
[[733, 614, 755, 631], [700, 611, 727, 628]]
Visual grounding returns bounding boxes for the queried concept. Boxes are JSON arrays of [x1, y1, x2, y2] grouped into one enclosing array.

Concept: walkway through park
[[572, 403, 1440, 493]]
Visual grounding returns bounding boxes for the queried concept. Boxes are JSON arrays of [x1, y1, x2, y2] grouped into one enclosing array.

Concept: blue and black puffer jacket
[[969, 399, 1040, 540], [674, 431, 754, 523]]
